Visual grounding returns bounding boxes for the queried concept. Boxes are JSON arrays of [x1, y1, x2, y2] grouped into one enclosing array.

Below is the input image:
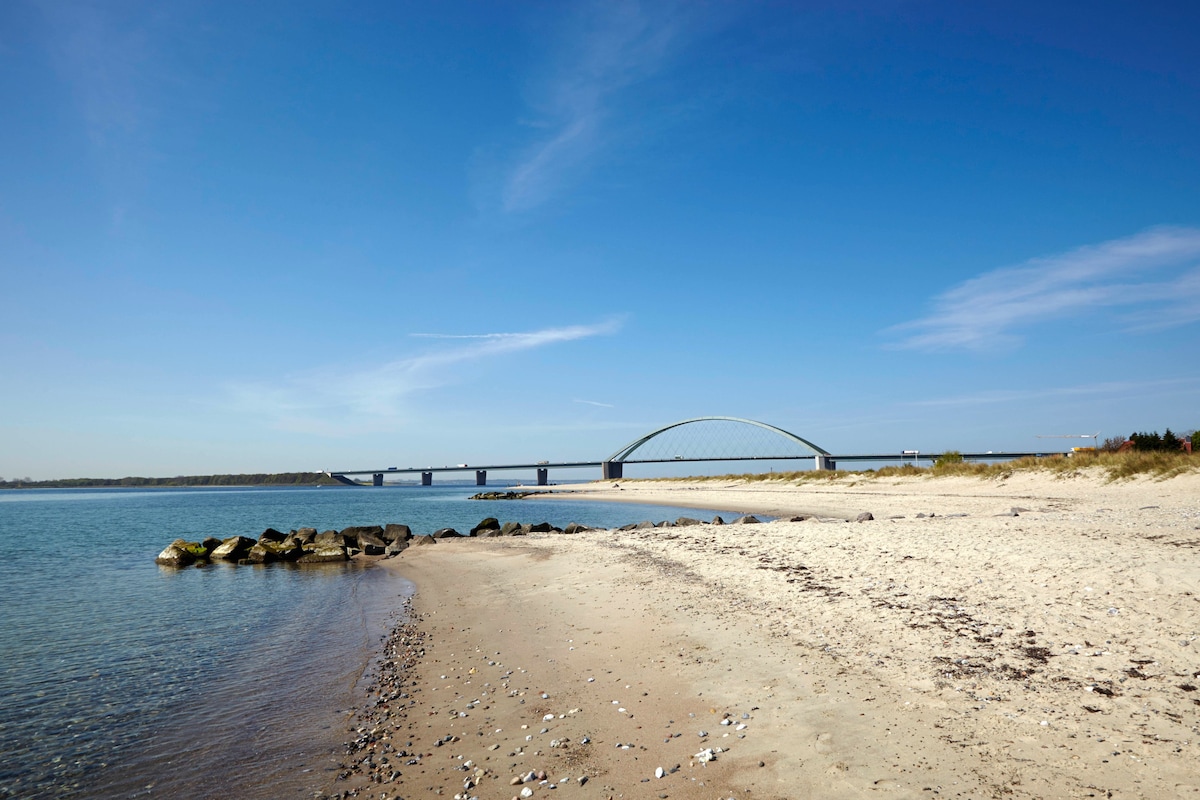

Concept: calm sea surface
[[0, 484, 736, 799]]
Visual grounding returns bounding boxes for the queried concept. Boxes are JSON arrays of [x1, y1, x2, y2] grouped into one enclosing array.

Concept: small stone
[[655, 766, 665, 779], [577, 776, 588, 786]]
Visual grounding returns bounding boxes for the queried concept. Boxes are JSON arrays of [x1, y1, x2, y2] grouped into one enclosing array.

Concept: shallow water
[[0, 485, 735, 799]]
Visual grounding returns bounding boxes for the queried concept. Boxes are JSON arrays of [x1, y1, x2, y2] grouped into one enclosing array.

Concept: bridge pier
[[421, 472, 433, 486], [372, 473, 384, 486], [601, 460, 623, 480], [476, 470, 487, 486], [536, 468, 548, 486], [814, 455, 837, 471]]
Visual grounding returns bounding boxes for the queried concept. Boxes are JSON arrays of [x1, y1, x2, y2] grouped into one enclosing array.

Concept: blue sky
[[2, 1, 1199, 480]]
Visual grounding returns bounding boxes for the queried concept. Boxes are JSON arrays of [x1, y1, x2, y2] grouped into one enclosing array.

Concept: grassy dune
[[677, 450, 1198, 484]]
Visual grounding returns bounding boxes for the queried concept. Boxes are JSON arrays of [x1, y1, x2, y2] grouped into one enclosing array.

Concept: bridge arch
[[605, 416, 830, 465]]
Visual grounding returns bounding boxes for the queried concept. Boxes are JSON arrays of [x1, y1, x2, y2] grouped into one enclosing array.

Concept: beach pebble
[[520, 788, 534, 798], [695, 748, 717, 763], [577, 776, 588, 786], [543, 714, 555, 721], [655, 766, 665, 779]]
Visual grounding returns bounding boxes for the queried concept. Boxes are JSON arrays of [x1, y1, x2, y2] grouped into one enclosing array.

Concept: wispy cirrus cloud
[[499, 1, 698, 213], [226, 320, 622, 435], [886, 226, 1200, 352], [573, 398, 615, 408]]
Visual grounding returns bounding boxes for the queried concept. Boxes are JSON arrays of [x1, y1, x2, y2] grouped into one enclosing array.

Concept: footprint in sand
[[815, 732, 834, 754]]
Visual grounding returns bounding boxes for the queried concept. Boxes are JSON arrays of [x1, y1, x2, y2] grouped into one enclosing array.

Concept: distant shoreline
[[0, 472, 341, 489]]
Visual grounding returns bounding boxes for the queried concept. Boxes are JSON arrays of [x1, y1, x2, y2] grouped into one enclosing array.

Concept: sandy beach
[[334, 469, 1200, 800]]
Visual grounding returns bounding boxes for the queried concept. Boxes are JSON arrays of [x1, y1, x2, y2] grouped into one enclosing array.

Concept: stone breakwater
[[154, 514, 764, 567]]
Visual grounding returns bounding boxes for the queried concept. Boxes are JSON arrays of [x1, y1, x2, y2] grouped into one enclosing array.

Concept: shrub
[[1099, 436, 1126, 453], [934, 450, 964, 468]]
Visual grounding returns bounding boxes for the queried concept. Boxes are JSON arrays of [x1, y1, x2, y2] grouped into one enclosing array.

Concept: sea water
[[0, 484, 736, 799]]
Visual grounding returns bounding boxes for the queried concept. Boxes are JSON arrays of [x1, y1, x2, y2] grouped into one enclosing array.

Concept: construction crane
[[1036, 432, 1100, 451]]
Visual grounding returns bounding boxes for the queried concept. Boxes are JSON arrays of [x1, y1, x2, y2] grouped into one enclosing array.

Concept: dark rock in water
[[260, 527, 287, 543], [855, 512, 874, 522], [563, 522, 594, 534], [732, 515, 761, 525], [500, 521, 524, 536], [357, 530, 388, 555], [297, 543, 349, 563], [293, 527, 317, 544], [528, 522, 555, 533], [340, 525, 384, 548], [276, 536, 305, 560], [384, 523, 412, 543], [674, 517, 702, 527], [246, 543, 278, 564], [155, 540, 196, 567], [470, 491, 534, 500], [201, 537, 222, 552], [410, 535, 437, 546], [315, 530, 348, 547], [711, 516, 725, 525], [432, 527, 464, 538], [471, 517, 501, 536], [634, 521, 655, 530], [211, 535, 255, 561]]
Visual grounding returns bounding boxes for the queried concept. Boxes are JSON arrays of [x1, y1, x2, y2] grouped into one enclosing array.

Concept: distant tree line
[[1126, 429, 1198, 452], [0, 472, 341, 489]]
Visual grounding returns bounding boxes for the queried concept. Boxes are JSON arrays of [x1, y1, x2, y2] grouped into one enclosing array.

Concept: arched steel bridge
[[326, 416, 1054, 486]]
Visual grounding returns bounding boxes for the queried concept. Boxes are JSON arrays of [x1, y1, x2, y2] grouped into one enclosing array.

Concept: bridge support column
[[536, 468, 549, 486], [421, 472, 433, 486], [602, 460, 623, 480], [475, 470, 487, 486], [814, 455, 837, 471], [372, 473, 384, 486]]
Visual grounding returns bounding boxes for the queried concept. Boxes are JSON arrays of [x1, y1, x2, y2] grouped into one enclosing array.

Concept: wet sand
[[332, 469, 1200, 799]]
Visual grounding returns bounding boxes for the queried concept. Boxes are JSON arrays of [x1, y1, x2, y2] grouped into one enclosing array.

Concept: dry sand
[[333, 469, 1200, 800]]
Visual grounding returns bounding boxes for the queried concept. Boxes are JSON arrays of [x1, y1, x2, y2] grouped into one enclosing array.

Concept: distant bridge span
[[325, 416, 1057, 485]]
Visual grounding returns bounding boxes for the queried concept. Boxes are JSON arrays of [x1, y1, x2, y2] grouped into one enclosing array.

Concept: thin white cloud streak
[[573, 398, 615, 408], [501, 1, 692, 213], [886, 226, 1200, 351], [226, 320, 622, 435]]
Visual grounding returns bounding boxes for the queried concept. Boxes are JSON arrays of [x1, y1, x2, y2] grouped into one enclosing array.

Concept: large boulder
[[357, 529, 388, 555], [674, 517, 701, 527], [528, 522, 556, 533], [409, 535, 437, 547], [210, 535, 255, 561], [384, 540, 409, 557], [500, 521, 524, 536], [315, 530, 348, 547], [340, 525, 384, 548], [470, 517, 501, 536], [432, 527, 464, 539], [298, 543, 349, 563], [245, 543, 278, 564], [155, 540, 197, 567], [383, 524, 412, 543], [259, 528, 287, 543], [294, 527, 318, 543], [731, 515, 761, 525], [563, 522, 594, 534]]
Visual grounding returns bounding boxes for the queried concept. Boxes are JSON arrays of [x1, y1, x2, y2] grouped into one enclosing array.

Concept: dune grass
[[651, 450, 1197, 484]]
